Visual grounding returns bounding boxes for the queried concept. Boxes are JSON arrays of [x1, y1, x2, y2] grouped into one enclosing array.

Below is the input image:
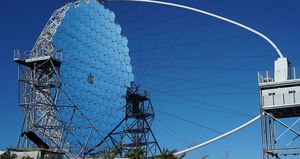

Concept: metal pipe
[[266, 112, 300, 137], [294, 67, 296, 79], [174, 115, 261, 155], [109, 0, 284, 58]]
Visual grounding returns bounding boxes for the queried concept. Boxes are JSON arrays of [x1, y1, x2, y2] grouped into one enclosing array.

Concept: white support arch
[[174, 115, 261, 155], [107, 0, 281, 155], [109, 0, 284, 58]]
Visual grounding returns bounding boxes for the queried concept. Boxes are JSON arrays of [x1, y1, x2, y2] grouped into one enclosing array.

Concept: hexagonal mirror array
[[52, 0, 134, 136]]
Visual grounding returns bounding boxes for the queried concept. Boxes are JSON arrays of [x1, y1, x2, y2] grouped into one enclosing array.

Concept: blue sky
[[1, 0, 300, 159]]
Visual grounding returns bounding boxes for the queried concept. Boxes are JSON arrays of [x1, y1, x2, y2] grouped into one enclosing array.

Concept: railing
[[258, 67, 300, 83], [55, 52, 63, 61], [258, 71, 274, 83], [292, 66, 300, 80], [262, 91, 300, 108], [13, 50, 62, 61], [14, 50, 31, 61], [13, 50, 21, 60]]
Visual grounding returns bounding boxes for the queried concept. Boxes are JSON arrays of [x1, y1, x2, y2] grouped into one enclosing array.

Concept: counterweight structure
[[259, 58, 300, 159]]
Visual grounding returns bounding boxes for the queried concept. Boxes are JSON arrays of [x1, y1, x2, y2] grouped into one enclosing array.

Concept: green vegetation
[[21, 156, 34, 159], [122, 148, 185, 159], [157, 148, 184, 159], [0, 148, 210, 159], [0, 152, 17, 159], [0, 152, 47, 159], [124, 147, 145, 159]]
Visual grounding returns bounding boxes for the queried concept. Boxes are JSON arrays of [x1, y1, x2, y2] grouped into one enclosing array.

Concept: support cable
[[174, 115, 261, 156], [109, 0, 284, 58], [156, 109, 223, 134]]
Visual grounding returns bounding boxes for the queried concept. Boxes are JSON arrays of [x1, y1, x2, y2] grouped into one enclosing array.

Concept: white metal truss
[[30, 4, 70, 58], [261, 112, 300, 158]]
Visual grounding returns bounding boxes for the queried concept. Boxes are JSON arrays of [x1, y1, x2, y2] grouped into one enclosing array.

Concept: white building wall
[[261, 85, 300, 108]]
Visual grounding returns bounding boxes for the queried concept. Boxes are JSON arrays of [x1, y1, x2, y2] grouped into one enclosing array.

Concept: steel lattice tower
[[14, 51, 64, 150], [13, 50, 110, 158], [259, 58, 300, 159], [87, 82, 162, 158]]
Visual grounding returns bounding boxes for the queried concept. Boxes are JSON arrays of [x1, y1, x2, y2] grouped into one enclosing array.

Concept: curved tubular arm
[[174, 115, 261, 156], [109, 0, 284, 58]]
